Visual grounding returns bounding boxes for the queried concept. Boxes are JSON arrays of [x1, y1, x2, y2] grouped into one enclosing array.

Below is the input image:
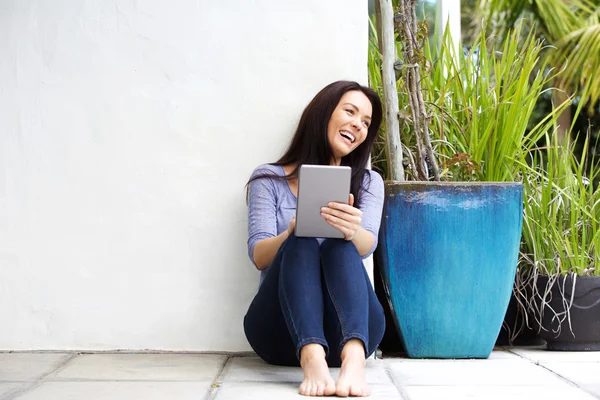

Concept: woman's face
[[327, 90, 373, 165]]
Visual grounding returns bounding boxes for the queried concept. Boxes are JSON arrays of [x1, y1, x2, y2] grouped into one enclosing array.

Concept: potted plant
[[517, 130, 600, 351], [370, 0, 568, 358]]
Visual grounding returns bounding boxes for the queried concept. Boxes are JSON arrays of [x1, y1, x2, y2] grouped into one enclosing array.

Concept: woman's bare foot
[[299, 344, 336, 397], [336, 339, 370, 397]]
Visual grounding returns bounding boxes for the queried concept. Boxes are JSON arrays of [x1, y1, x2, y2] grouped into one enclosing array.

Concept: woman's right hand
[[254, 217, 296, 270], [287, 216, 296, 236]]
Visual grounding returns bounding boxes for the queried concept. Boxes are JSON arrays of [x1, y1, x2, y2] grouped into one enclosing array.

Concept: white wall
[[0, 0, 368, 351]]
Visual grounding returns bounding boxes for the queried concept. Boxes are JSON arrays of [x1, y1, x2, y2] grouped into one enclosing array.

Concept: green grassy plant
[[424, 23, 570, 181], [514, 132, 600, 335], [520, 136, 599, 278], [368, 19, 570, 182]]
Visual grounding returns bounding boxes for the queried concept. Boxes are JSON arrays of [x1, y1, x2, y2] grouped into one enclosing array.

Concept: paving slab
[[402, 385, 597, 400], [0, 354, 72, 382], [486, 350, 522, 360], [386, 358, 571, 386], [386, 350, 520, 362], [582, 385, 600, 397], [47, 354, 227, 381], [540, 362, 600, 386], [213, 382, 403, 399], [510, 347, 600, 363], [0, 383, 26, 398], [10, 381, 212, 400], [221, 356, 391, 384]]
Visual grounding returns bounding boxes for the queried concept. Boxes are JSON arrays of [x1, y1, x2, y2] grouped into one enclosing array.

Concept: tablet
[[295, 164, 352, 239]]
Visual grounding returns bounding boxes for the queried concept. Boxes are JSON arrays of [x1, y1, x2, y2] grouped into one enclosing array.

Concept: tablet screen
[[295, 164, 351, 239]]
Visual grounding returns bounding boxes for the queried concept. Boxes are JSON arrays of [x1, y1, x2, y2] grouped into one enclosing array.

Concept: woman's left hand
[[320, 194, 362, 241]]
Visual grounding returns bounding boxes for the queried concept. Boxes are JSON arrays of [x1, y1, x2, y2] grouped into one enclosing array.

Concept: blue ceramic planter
[[377, 182, 523, 358]]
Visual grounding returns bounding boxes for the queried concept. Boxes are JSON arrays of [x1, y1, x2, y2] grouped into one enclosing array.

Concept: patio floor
[[1, 347, 599, 399]]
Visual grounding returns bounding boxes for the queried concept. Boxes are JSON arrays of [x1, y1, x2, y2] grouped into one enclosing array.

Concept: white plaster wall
[[0, 0, 369, 351]]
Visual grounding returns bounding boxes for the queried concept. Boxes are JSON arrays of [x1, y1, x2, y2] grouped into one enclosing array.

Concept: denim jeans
[[243, 234, 385, 368]]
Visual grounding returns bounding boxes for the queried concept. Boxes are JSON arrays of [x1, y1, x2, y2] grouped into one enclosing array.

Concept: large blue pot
[[376, 182, 523, 358]]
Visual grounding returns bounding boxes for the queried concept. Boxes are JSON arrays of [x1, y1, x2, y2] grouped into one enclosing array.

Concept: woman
[[244, 81, 385, 397]]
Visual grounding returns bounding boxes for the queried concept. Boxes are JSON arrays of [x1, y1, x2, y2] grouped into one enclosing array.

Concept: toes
[[316, 382, 324, 396], [336, 384, 350, 398], [325, 381, 337, 396], [299, 382, 311, 396], [349, 384, 370, 397], [349, 384, 362, 397], [298, 382, 306, 395]]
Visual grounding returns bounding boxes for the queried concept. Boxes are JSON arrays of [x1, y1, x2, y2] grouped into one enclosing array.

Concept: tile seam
[[2, 353, 77, 400]]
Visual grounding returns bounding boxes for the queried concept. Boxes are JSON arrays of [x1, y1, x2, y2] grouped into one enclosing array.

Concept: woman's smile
[[327, 90, 373, 163], [339, 130, 357, 144]]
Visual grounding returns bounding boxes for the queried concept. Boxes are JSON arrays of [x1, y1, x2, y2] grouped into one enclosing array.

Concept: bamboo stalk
[[411, 1, 439, 180], [376, 0, 405, 182], [397, 1, 425, 179], [374, 0, 384, 51], [397, 0, 440, 181]]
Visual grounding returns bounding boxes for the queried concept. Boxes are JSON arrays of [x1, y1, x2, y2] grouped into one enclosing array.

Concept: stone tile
[[328, 361, 393, 384], [487, 349, 522, 360], [510, 348, 600, 363], [220, 357, 302, 383], [214, 382, 303, 400], [11, 381, 212, 400], [582, 385, 600, 397], [541, 362, 600, 386], [361, 384, 404, 399], [48, 354, 226, 381], [214, 382, 403, 400], [403, 385, 597, 400], [386, 358, 570, 386], [221, 356, 391, 384], [383, 349, 520, 362], [368, 384, 407, 399], [0, 353, 72, 382], [0, 383, 26, 398]]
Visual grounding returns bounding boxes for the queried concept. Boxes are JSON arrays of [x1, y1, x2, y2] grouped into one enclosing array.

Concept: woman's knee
[[320, 238, 360, 264], [278, 235, 321, 275], [284, 234, 320, 253]]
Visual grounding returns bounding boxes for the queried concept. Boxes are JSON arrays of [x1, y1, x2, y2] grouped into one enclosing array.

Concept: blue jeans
[[243, 234, 385, 367]]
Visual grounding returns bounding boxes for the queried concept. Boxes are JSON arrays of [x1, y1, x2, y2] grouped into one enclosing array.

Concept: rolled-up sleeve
[[247, 169, 278, 266], [358, 170, 384, 259]]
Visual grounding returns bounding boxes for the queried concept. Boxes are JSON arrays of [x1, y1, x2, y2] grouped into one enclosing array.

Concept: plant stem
[[397, 0, 440, 181], [377, 0, 405, 182]]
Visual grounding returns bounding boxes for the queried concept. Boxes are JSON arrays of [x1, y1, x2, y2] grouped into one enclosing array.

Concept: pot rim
[[384, 181, 522, 187]]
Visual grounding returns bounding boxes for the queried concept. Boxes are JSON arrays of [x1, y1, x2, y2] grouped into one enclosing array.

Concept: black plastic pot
[[496, 292, 544, 347], [535, 275, 600, 351]]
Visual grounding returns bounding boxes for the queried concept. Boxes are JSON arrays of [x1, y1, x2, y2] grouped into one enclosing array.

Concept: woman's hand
[[287, 216, 296, 236], [320, 194, 362, 241]]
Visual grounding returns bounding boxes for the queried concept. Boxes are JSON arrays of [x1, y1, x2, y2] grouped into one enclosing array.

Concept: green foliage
[[515, 132, 600, 333], [520, 134, 600, 277], [368, 19, 570, 181], [427, 24, 570, 182], [479, 0, 600, 112], [553, 6, 600, 111], [369, 8, 600, 281]]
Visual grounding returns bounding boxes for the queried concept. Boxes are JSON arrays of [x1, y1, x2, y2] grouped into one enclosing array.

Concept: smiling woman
[[327, 91, 373, 164], [243, 81, 385, 397]]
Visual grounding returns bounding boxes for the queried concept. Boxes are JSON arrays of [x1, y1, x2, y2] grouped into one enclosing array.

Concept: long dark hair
[[248, 80, 382, 207]]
